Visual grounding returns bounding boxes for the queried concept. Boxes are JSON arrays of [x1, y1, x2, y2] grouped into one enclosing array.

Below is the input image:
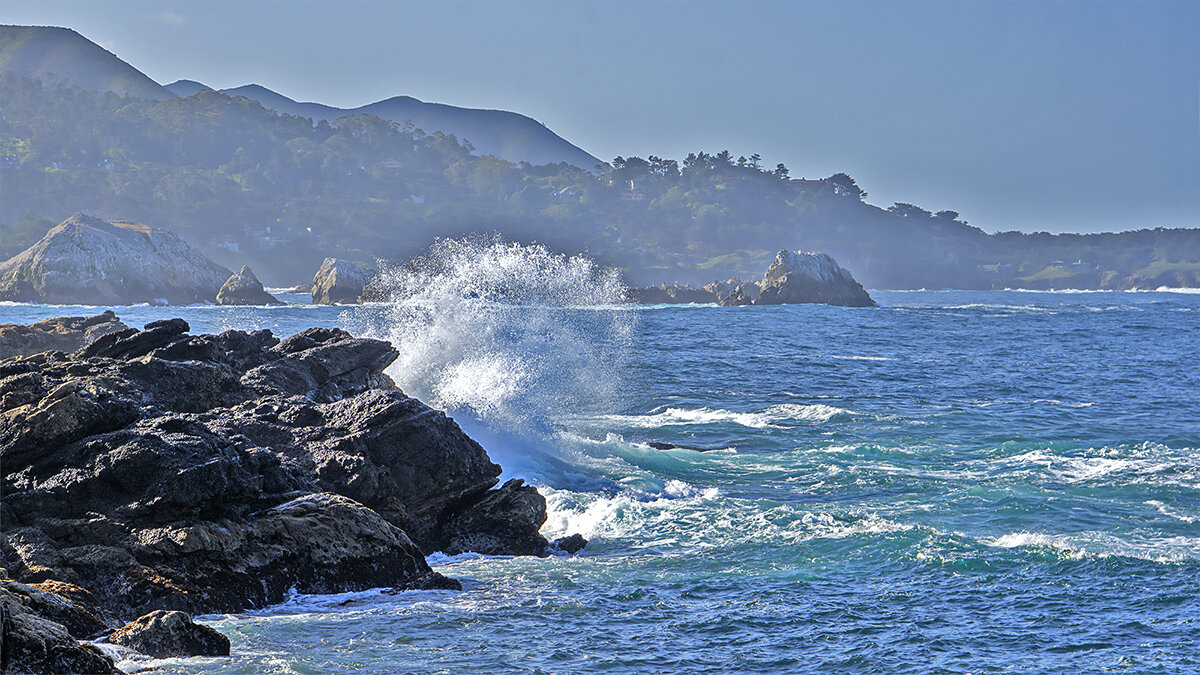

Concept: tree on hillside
[[827, 173, 866, 200], [889, 202, 933, 219]]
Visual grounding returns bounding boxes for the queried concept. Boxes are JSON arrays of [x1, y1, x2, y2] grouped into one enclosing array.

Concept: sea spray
[[349, 237, 634, 484]]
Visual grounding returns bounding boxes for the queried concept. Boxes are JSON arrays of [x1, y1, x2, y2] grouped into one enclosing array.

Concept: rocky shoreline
[[0, 314, 581, 673]]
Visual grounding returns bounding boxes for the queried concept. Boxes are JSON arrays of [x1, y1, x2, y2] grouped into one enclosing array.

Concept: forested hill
[[0, 25, 174, 100], [0, 25, 601, 170], [0, 73, 1197, 289]]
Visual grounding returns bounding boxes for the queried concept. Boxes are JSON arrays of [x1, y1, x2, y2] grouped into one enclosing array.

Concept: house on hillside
[[789, 178, 827, 191]]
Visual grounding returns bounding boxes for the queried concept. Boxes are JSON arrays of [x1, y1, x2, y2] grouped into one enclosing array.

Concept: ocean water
[[4, 266, 1199, 673]]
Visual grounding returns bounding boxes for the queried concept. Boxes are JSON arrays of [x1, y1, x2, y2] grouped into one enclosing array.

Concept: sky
[[4, 0, 1198, 234]]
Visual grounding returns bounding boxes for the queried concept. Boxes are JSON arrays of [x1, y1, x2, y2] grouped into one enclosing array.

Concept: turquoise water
[[5, 289, 1199, 673]]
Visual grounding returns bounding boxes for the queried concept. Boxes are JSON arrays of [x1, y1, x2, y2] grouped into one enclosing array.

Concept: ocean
[[4, 252, 1199, 673]]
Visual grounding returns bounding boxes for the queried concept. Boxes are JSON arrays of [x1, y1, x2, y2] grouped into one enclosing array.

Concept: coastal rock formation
[[108, 610, 231, 658], [311, 258, 370, 305], [0, 314, 569, 670], [0, 585, 120, 675], [754, 250, 874, 307], [0, 311, 127, 361], [216, 265, 282, 305], [627, 284, 717, 304], [704, 279, 761, 306], [0, 214, 231, 305]]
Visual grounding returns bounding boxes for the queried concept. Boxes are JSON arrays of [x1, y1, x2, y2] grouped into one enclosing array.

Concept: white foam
[[597, 403, 854, 430], [349, 237, 631, 438], [985, 530, 1199, 563]]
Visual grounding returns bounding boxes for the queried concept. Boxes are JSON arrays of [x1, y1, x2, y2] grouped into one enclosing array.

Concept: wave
[[345, 237, 633, 483], [984, 530, 1200, 563], [593, 403, 855, 430], [990, 445, 1199, 487]]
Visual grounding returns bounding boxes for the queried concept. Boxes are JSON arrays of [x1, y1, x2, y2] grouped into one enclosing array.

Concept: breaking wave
[[351, 237, 633, 481]]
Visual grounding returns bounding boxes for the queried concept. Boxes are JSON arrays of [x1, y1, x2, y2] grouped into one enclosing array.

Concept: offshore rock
[[704, 278, 760, 305], [216, 265, 283, 305], [0, 214, 231, 305], [1, 316, 547, 635], [627, 284, 717, 304], [311, 257, 370, 305], [549, 533, 588, 555], [108, 610, 230, 658], [754, 250, 875, 307]]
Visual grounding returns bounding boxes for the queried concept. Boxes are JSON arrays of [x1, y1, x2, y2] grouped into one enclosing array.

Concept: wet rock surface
[[0, 586, 120, 675], [0, 310, 127, 361], [0, 314, 574, 669], [108, 610, 231, 658]]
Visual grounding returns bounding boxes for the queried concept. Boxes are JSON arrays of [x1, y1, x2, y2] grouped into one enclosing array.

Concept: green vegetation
[[0, 74, 1197, 288]]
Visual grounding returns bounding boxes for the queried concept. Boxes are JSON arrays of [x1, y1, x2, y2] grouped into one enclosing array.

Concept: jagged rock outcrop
[[0, 311, 127, 361], [108, 610, 231, 658], [311, 258, 371, 305], [0, 585, 120, 675], [216, 265, 282, 305], [1, 314, 568, 643], [627, 284, 717, 304], [0, 214, 232, 305], [704, 279, 761, 306], [754, 250, 874, 307]]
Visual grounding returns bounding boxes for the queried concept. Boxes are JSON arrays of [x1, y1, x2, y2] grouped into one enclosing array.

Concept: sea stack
[[0, 214, 231, 305], [216, 265, 283, 305], [754, 250, 874, 307], [311, 257, 370, 305]]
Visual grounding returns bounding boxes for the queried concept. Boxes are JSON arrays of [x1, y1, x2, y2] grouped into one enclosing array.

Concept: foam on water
[[348, 237, 633, 483]]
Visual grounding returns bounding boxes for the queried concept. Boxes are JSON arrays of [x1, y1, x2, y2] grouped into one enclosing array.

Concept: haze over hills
[[0, 25, 173, 100], [0, 25, 601, 169], [0, 23, 1197, 290], [165, 81, 603, 170]]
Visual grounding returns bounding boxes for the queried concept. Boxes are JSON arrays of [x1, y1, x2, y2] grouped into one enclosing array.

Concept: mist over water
[[350, 238, 634, 483]]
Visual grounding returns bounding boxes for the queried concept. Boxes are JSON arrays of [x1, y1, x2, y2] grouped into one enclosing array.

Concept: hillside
[[3, 25, 600, 169], [0, 25, 173, 100], [0, 35, 1196, 289], [216, 83, 602, 169]]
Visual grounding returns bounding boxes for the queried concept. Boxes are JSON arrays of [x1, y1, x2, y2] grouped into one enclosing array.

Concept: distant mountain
[[218, 84, 603, 169], [164, 79, 211, 97], [0, 25, 174, 100], [3, 25, 601, 169]]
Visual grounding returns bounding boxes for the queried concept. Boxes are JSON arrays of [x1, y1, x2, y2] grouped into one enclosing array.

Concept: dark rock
[[754, 250, 875, 307], [0, 311, 128, 361], [0, 316, 545, 630], [1, 579, 109, 639], [549, 534, 588, 555], [216, 265, 283, 306], [441, 479, 549, 556], [0, 589, 119, 674], [108, 609, 230, 658], [311, 258, 370, 305], [0, 214, 231, 305], [76, 318, 189, 359]]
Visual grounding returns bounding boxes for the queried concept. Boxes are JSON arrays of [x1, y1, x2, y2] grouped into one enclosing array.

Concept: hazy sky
[[4, 0, 1198, 234]]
